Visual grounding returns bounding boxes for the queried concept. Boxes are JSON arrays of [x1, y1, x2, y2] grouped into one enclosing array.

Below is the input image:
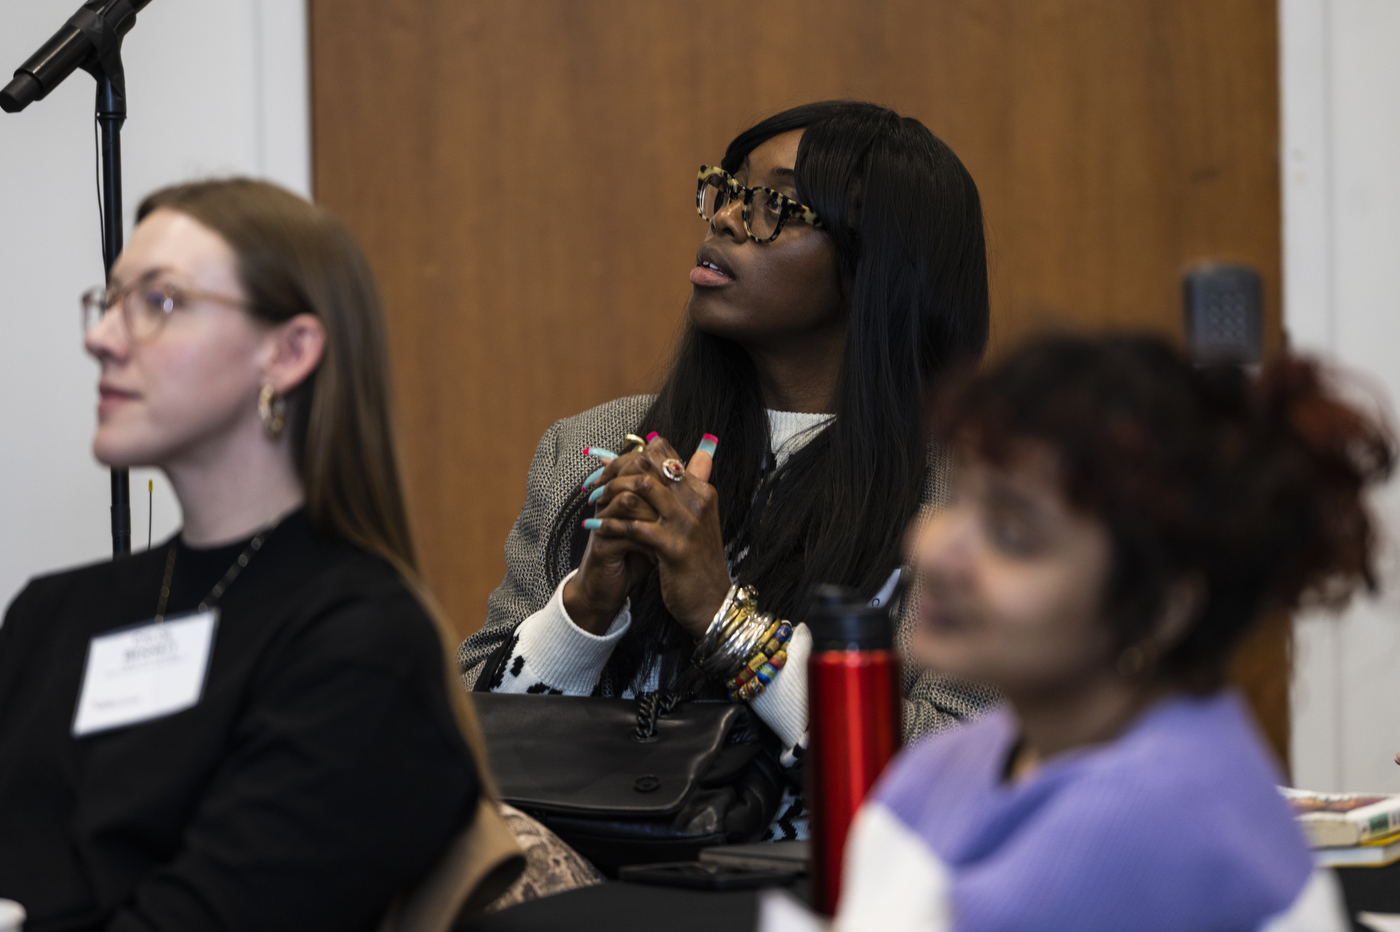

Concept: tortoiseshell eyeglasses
[[695, 166, 824, 243]]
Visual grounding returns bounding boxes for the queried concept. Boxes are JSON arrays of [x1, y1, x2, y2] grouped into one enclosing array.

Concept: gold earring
[[258, 384, 286, 439], [1116, 645, 1148, 678]]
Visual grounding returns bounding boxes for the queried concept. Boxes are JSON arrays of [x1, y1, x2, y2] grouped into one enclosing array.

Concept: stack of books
[[1282, 788, 1400, 867]]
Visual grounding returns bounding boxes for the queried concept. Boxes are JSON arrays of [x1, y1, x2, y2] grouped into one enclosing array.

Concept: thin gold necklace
[[153, 520, 280, 622]]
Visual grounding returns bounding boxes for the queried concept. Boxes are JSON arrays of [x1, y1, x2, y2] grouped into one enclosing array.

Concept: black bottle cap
[[804, 584, 894, 652]]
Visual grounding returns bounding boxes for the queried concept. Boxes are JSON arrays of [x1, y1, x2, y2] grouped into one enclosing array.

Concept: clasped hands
[[562, 434, 732, 638]]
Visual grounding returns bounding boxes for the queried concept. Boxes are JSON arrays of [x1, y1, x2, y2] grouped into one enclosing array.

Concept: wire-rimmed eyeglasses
[[81, 271, 246, 343]]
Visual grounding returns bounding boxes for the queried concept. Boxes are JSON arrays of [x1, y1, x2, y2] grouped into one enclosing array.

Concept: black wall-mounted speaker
[[1183, 263, 1263, 364]]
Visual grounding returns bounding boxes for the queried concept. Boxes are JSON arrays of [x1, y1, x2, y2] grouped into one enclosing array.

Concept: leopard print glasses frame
[[696, 165, 825, 244]]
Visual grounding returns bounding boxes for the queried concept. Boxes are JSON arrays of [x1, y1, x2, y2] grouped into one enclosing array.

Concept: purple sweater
[[834, 691, 1346, 932]]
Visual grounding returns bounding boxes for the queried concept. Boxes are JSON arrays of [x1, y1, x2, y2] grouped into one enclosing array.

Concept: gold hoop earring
[[1116, 645, 1148, 678], [258, 384, 286, 440]]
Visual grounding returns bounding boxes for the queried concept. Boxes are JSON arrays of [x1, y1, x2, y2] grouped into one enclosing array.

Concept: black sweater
[[0, 510, 479, 932]]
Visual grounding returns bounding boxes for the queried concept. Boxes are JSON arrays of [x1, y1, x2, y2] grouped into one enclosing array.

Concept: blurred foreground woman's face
[[85, 209, 268, 469], [908, 447, 1117, 699]]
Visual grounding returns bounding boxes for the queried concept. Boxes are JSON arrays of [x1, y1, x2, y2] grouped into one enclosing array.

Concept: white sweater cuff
[[494, 570, 631, 696], [747, 621, 811, 751]]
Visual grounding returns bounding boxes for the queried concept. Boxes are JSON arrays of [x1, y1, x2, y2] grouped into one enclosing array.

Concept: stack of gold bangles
[[692, 584, 794, 702]]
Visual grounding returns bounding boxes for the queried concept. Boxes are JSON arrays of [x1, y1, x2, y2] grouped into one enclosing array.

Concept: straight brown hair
[[137, 178, 497, 796]]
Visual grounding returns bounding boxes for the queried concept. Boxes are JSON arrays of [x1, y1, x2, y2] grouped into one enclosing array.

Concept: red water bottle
[[806, 585, 902, 915]]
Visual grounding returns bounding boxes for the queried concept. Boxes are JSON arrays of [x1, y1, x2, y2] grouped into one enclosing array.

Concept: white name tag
[[72, 609, 218, 737]]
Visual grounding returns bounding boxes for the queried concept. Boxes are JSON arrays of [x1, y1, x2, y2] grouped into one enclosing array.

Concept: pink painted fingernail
[[646, 432, 659, 443]]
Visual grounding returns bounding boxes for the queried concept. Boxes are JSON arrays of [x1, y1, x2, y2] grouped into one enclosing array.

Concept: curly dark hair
[[933, 334, 1394, 690]]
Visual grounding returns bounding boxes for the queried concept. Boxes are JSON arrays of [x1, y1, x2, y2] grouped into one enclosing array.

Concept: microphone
[[0, 0, 152, 114]]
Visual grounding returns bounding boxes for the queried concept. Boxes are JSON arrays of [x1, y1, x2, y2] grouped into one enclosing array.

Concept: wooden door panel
[[311, 0, 1284, 763]]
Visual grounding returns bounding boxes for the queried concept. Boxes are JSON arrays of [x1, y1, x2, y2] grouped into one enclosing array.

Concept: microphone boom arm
[[0, 0, 151, 113]]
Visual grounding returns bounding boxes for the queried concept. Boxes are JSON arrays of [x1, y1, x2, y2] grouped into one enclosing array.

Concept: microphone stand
[[97, 71, 131, 556], [2, 0, 152, 556]]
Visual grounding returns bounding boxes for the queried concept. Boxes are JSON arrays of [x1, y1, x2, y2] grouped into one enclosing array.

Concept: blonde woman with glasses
[[0, 180, 516, 932]]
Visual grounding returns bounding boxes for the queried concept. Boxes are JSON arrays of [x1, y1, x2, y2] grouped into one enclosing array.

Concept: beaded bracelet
[[734, 648, 788, 701], [726, 621, 793, 690], [694, 583, 796, 702], [725, 621, 794, 699]]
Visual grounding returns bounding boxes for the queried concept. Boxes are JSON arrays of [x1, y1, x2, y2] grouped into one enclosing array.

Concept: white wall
[[1284, 0, 1400, 792], [0, 0, 308, 611]]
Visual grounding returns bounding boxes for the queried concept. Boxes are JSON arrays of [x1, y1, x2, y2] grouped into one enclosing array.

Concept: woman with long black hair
[[459, 101, 994, 836]]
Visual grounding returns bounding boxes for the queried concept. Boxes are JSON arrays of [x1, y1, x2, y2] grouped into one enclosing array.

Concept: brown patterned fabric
[[482, 805, 603, 911]]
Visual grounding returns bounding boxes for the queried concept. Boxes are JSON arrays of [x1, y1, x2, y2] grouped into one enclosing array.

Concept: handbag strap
[[633, 690, 684, 743]]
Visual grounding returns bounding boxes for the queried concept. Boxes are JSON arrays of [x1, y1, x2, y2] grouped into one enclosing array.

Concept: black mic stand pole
[[96, 71, 131, 556], [1, 0, 152, 556]]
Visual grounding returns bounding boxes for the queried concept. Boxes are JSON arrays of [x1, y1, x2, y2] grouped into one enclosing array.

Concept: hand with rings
[[563, 431, 729, 638]]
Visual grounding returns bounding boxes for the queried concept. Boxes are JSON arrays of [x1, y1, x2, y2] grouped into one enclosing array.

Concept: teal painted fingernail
[[582, 518, 603, 530], [587, 484, 606, 504], [584, 446, 617, 461], [645, 432, 660, 443], [697, 433, 719, 457], [582, 467, 604, 490]]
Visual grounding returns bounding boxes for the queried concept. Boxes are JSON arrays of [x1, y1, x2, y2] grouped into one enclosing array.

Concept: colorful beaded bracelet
[[725, 622, 794, 697], [733, 648, 788, 701], [726, 625, 792, 689]]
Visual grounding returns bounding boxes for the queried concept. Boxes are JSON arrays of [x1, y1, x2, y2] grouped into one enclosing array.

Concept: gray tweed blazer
[[457, 396, 998, 742]]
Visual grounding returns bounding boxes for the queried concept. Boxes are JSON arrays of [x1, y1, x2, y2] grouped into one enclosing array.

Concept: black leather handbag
[[470, 691, 785, 876]]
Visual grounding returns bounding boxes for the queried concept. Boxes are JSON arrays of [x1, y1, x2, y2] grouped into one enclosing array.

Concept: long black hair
[[549, 101, 989, 694]]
